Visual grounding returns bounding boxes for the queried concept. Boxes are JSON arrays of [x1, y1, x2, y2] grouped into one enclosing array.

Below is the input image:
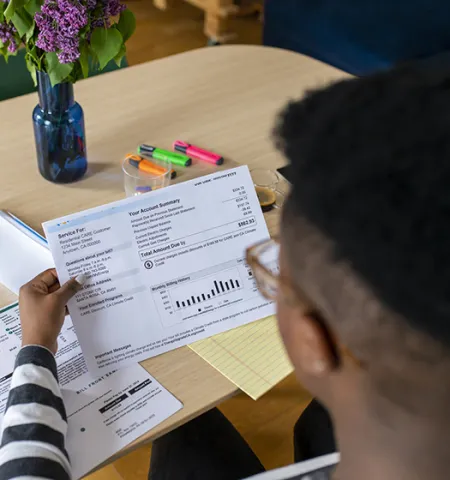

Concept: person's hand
[[19, 269, 86, 354]]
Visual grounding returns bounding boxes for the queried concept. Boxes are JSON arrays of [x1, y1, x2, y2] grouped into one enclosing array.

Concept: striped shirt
[[0, 345, 71, 479], [0, 346, 337, 480]]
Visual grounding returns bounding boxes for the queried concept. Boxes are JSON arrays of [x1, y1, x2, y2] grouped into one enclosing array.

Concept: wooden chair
[[153, 0, 262, 44]]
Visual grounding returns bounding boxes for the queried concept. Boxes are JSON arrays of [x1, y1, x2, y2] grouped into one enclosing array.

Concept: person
[[0, 270, 85, 479], [2, 63, 450, 479]]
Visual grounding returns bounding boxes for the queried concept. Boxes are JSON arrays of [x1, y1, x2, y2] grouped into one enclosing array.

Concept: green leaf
[[90, 27, 122, 70], [27, 44, 38, 63], [26, 20, 35, 42], [114, 44, 126, 67], [11, 10, 33, 38], [24, 0, 43, 17], [0, 45, 9, 61], [79, 43, 89, 78], [5, 0, 26, 22], [25, 53, 37, 85], [45, 52, 73, 85], [116, 9, 135, 43], [28, 42, 45, 70]]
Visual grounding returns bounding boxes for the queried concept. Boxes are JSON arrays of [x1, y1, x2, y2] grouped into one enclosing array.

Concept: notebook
[[189, 315, 293, 400]]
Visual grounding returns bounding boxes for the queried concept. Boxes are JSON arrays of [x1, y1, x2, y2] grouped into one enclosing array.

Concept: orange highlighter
[[126, 154, 176, 179]]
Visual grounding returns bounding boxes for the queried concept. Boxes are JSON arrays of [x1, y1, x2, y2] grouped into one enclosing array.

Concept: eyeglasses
[[247, 237, 320, 308], [246, 238, 283, 301], [246, 237, 304, 306], [247, 238, 364, 368]]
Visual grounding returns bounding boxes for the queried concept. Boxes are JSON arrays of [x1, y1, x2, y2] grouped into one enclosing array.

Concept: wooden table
[[0, 46, 345, 465]]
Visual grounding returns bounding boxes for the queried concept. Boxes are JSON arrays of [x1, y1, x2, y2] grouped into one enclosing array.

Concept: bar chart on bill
[[150, 258, 261, 327], [174, 271, 243, 310]]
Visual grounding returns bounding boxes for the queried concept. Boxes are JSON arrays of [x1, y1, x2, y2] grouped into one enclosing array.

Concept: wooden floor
[[86, 3, 312, 479]]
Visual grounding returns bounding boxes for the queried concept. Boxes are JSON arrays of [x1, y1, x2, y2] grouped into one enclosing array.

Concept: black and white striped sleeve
[[0, 345, 71, 479]]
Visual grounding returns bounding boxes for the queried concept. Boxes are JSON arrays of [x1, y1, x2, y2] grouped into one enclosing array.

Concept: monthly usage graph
[[174, 271, 243, 310], [151, 259, 259, 327]]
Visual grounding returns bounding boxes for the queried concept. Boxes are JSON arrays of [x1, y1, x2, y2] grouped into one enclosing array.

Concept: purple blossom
[[91, 17, 107, 29], [7, 40, 17, 52], [103, 0, 125, 17], [57, 0, 87, 31], [40, 2, 63, 22], [0, 23, 15, 42], [88, 0, 125, 30], [35, 0, 87, 63], [34, 0, 127, 64], [87, 0, 125, 16], [35, 13, 58, 51], [56, 34, 80, 62], [0, 23, 18, 53]]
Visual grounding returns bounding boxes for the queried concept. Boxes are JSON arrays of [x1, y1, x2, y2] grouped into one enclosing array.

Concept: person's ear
[[285, 308, 339, 377]]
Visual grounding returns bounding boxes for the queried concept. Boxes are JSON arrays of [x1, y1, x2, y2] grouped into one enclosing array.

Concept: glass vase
[[33, 71, 87, 183]]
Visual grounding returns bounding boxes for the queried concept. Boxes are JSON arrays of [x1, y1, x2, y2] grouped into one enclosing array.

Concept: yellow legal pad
[[189, 316, 293, 400]]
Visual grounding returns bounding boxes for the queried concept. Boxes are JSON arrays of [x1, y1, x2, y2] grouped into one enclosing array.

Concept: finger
[[48, 278, 62, 294], [54, 274, 87, 304], [29, 269, 59, 294]]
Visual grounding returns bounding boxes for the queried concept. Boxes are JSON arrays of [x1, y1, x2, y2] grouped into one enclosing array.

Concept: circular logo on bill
[[144, 260, 154, 270]]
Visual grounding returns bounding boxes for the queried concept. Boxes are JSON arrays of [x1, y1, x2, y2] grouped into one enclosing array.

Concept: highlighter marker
[[173, 141, 224, 165], [138, 145, 192, 167], [127, 154, 177, 179]]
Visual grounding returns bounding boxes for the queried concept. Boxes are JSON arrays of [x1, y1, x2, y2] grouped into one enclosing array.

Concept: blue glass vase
[[33, 71, 87, 183]]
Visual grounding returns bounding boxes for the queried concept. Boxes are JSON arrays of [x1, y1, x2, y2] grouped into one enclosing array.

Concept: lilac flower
[[90, 17, 106, 29], [0, 23, 18, 53], [35, 0, 87, 63], [35, 13, 58, 51], [0, 23, 15, 42], [103, 0, 126, 17], [56, 34, 80, 62], [34, 0, 127, 64], [7, 40, 17, 53], [57, 0, 87, 31], [89, 0, 125, 29], [40, 2, 63, 22]]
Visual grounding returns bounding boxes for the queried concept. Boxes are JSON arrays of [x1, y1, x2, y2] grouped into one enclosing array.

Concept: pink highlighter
[[173, 141, 224, 165]]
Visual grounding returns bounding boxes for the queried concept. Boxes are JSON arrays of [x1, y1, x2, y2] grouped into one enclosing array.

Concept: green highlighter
[[138, 144, 192, 167]]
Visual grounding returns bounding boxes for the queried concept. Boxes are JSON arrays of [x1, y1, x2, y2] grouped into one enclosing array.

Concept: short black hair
[[274, 66, 450, 348]]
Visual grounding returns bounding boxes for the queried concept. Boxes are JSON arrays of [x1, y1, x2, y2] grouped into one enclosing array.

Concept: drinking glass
[[250, 168, 285, 211], [122, 155, 172, 197]]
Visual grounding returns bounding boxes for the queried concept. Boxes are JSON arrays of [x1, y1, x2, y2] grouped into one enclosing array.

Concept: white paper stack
[[0, 211, 54, 294], [0, 211, 183, 478]]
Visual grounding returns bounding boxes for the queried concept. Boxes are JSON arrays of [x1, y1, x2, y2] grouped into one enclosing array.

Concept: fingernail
[[75, 273, 87, 285]]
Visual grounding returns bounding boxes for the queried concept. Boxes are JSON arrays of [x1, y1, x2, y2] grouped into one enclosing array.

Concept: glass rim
[[250, 168, 280, 187]]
